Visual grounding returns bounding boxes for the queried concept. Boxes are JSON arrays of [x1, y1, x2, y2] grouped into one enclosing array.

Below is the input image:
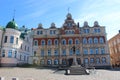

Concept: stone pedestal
[[65, 46, 89, 75], [65, 65, 89, 75]]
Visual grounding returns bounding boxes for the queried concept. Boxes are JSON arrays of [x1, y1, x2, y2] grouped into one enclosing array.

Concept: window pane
[[41, 50, 44, 57], [90, 49, 94, 54], [47, 59, 52, 65], [2, 50, 5, 57], [69, 49, 73, 55], [48, 50, 51, 56], [8, 50, 12, 58], [90, 58, 94, 63], [62, 50, 66, 56], [83, 49, 88, 54], [54, 59, 59, 65], [10, 36, 14, 43], [4, 36, 7, 43]]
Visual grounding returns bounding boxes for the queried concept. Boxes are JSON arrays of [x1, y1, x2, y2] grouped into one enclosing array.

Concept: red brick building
[[32, 13, 111, 68]]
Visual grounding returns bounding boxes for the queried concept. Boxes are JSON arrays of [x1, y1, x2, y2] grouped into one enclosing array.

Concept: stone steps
[[66, 66, 89, 75]]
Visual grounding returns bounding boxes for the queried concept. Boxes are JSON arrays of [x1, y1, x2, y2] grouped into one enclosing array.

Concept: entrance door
[[68, 58, 73, 66]]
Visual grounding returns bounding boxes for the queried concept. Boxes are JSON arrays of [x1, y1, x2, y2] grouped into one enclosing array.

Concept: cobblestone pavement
[[0, 67, 120, 80]]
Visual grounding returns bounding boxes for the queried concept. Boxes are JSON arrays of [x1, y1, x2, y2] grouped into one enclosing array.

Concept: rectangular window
[[14, 51, 17, 58], [90, 58, 94, 63], [4, 36, 7, 43], [84, 29, 89, 33], [40, 31, 43, 34], [83, 49, 88, 54], [41, 50, 44, 57], [90, 48, 94, 54], [95, 48, 99, 54], [75, 49, 80, 55], [16, 37, 18, 44], [10, 36, 14, 43], [101, 48, 105, 54], [50, 30, 52, 35], [54, 50, 58, 56], [48, 50, 51, 56], [69, 49, 73, 55], [8, 50, 12, 58], [62, 50, 66, 56], [34, 51, 36, 56], [37, 31, 39, 35], [84, 58, 88, 64], [28, 47, 29, 52], [2, 50, 5, 57]]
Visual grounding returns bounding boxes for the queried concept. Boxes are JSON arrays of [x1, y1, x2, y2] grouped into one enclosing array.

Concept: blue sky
[[0, 0, 120, 40]]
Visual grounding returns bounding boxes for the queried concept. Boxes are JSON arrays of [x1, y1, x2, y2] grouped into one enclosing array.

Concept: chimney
[[77, 22, 79, 28]]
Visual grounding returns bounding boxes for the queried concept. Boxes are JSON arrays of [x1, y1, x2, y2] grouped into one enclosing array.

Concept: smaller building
[[108, 30, 120, 67], [0, 19, 32, 67]]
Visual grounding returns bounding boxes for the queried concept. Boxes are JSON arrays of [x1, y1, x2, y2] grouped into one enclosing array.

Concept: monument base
[[65, 65, 89, 75]]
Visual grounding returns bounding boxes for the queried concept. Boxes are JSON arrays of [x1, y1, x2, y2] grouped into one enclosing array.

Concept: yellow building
[[108, 30, 120, 67]]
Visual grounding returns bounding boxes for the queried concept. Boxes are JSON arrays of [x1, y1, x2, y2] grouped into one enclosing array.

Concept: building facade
[[32, 13, 111, 68], [108, 30, 120, 67], [0, 19, 32, 66]]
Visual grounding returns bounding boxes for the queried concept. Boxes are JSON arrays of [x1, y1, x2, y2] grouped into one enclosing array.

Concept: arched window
[[61, 39, 66, 45], [83, 38, 87, 44], [68, 39, 73, 45], [54, 39, 58, 45], [99, 37, 104, 44], [48, 39, 52, 45], [34, 40, 38, 46], [47, 59, 52, 65], [75, 39, 79, 44], [41, 40, 45, 46], [94, 38, 98, 44], [54, 59, 59, 65], [88, 38, 93, 44]]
